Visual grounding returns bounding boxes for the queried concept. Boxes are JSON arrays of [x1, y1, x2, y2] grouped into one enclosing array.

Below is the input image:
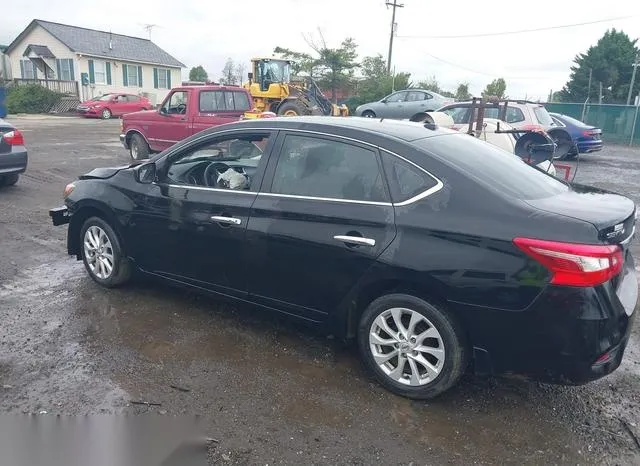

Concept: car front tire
[[361, 110, 376, 118], [0, 173, 19, 187], [80, 216, 132, 288], [129, 134, 150, 160], [101, 108, 112, 119], [358, 293, 468, 399]]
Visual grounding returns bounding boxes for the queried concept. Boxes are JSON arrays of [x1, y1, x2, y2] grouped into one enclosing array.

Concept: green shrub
[[6, 84, 63, 114]]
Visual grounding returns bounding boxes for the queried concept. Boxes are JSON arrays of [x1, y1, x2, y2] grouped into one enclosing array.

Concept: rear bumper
[[461, 255, 638, 384], [0, 148, 28, 175], [577, 140, 603, 153]]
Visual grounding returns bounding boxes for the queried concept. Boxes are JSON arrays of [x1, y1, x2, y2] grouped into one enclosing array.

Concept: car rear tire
[[549, 130, 574, 160], [0, 173, 19, 187], [101, 108, 112, 119], [80, 216, 132, 288], [361, 110, 376, 118], [358, 293, 468, 399], [129, 134, 150, 160]]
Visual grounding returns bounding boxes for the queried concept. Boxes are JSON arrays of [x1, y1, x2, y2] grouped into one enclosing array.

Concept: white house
[[4, 19, 185, 105]]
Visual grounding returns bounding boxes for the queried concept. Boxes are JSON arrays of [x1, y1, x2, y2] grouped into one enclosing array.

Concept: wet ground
[[0, 115, 638, 465]]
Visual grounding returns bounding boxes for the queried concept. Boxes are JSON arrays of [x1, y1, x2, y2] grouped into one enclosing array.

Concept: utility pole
[[626, 53, 640, 106], [582, 68, 592, 121], [386, 0, 404, 74], [599, 82, 603, 104]]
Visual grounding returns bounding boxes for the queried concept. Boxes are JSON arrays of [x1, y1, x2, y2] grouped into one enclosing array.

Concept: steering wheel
[[176, 103, 186, 114], [204, 162, 231, 188]]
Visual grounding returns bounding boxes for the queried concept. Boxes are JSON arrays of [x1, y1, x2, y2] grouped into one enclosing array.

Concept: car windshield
[[533, 106, 554, 127], [414, 133, 569, 200]]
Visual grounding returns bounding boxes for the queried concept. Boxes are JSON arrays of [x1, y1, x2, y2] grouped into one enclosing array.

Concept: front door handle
[[333, 235, 376, 247], [211, 215, 241, 225]]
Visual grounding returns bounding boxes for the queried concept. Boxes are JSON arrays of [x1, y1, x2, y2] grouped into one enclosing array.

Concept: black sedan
[[0, 119, 28, 187], [49, 116, 638, 399]]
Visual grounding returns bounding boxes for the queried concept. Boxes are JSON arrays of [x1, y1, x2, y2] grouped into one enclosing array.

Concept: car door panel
[[244, 132, 396, 321], [126, 130, 276, 298], [147, 90, 191, 150], [245, 196, 395, 320]]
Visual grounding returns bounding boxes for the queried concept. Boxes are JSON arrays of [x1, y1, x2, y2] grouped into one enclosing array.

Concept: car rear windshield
[[414, 134, 569, 200], [555, 114, 591, 128], [533, 106, 554, 127]]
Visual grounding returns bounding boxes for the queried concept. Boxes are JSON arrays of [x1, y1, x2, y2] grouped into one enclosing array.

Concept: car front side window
[[163, 91, 188, 114], [165, 133, 271, 190], [385, 92, 407, 103], [270, 135, 388, 203]]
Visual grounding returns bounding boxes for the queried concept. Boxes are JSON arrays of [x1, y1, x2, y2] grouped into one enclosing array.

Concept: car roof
[[225, 116, 454, 142]]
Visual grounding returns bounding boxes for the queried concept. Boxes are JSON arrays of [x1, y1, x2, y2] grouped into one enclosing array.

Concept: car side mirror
[[248, 72, 253, 80], [381, 99, 387, 103], [159, 107, 167, 115], [134, 162, 156, 184]]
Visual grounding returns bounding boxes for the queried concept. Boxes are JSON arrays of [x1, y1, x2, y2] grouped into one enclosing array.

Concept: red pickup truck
[[120, 85, 259, 160]]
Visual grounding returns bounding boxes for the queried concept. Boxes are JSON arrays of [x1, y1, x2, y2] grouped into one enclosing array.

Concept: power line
[[386, 0, 404, 73], [397, 14, 637, 39], [423, 52, 551, 80]]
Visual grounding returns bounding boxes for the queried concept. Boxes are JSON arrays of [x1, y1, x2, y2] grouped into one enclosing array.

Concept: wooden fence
[[12, 78, 79, 97]]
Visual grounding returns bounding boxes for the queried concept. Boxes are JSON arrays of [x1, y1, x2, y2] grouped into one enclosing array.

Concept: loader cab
[[252, 58, 292, 92]]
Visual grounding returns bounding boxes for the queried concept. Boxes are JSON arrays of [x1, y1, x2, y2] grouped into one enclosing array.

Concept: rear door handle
[[333, 235, 376, 247], [211, 216, 241, 225]]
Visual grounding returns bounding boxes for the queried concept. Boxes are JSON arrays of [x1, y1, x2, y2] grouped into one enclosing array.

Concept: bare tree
[[220, 58, 238, 85]]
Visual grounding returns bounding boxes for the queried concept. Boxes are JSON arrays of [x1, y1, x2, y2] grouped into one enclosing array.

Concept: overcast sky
[[2, 0, 640, 100]]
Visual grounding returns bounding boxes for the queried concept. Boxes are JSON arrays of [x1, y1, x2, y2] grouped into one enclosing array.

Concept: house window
[[153, 68, 171, 89], [127, 66, 139, 87], [93, 60, 106, 84], [158, 69, 169, 88], [57, 59, 74, 81], [21, 60, 37, 79]]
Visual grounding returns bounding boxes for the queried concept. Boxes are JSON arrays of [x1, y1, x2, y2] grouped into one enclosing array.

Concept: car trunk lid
[[525, 185, 636, 239]]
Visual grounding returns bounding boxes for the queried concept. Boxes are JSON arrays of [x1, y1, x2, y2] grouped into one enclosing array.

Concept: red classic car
[[76, 93, 154, 119]]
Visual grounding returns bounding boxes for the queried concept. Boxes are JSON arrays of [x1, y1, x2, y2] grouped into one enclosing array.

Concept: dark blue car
[[549, 113, 603, 159]]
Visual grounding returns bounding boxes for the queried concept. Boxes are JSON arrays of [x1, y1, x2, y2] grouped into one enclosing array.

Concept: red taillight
[[513, 238, 623, 287], [582, 130, 596, 137], [2, 130, 25, 146]]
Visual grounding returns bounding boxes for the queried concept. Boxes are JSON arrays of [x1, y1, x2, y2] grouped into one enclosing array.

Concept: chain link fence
[[545, 102, 640, 146]]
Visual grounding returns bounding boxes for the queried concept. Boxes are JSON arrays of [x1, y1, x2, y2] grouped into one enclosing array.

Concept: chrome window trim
[[161, 125, 444, 207], [257, 191, 393, 206], [160, 183, 257, 195]]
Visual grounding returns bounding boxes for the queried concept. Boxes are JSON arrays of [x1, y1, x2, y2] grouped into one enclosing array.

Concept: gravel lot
[[0, 115, 638, 465]]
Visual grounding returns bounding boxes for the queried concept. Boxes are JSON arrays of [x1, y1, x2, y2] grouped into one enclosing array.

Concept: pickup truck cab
[[120, 85, 254, 160]]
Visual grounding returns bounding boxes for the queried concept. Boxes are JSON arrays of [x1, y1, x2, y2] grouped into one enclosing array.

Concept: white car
[[412, 112, 557, 177]]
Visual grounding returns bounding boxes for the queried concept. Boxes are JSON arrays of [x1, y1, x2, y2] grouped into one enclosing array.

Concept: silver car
[[355, 89, 453, 120]]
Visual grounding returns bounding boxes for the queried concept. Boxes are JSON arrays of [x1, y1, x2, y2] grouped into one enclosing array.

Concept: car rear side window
[[381, 151, 439, 203], [415, 134, 569, 200], [271, 135, 388, 203], [199, 91, 251, 112]]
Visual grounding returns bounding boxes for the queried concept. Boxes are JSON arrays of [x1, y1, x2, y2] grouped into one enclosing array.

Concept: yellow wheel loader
[[243, 58, 349, 117]]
